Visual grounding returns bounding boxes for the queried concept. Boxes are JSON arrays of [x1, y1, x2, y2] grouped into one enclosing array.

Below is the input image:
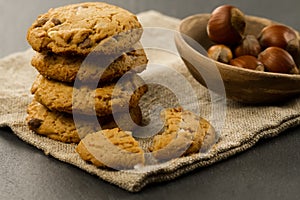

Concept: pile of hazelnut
[[206, 5, 300, 74]]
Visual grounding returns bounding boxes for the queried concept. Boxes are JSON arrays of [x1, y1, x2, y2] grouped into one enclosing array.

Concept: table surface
[[1, 0, 300, 199]]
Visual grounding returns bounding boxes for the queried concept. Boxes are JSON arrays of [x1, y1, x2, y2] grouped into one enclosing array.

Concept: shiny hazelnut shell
[[229, 55, 264, 71], [234, 35, 261, 57], [207, 44, 233, 63], [207, 5, 246, 46], [258, 46, 299, 74], [258, 24, 299, 57]]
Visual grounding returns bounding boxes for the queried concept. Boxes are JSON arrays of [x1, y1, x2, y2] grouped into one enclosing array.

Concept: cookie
[[31, 48, 147, 83], [31, 74, 147, 117], [26, 101, 143, 143], [149, 107, 217, 162], [76, 128, 145, 169], [27, 2, 142, 55]]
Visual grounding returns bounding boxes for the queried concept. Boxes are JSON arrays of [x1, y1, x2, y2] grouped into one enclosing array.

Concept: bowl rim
[[177, 13, 300, 81]]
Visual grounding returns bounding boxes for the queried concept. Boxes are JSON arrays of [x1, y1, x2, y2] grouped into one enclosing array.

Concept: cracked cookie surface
[[149, 107, 217, 162], [27, 2, 142, 55], [26, 101, 143, 143], [31, 48, 147, 83], [31, 74, 147, 117], [76, 128, 145, 169]]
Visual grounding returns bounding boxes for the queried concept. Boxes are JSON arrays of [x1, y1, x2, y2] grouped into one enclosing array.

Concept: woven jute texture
[[1, 11, 300, 192]]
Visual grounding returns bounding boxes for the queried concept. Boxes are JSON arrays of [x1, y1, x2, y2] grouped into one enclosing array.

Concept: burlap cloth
[[1, 11, 300, 192]]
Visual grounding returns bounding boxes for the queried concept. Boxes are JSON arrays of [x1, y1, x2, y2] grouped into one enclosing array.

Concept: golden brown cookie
[[31, 48, 148, 83], [27, 2, 142, 55], [26, 100, 143, 143], [31, 74, 147, 117], [76, 128, 145, 169], [149, 107, 216, 162]]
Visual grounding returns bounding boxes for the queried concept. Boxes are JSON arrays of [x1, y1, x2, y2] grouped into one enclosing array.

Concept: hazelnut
[[230, 55, 264, 71], [207, 5, 246, 46], [207, 44, 233, 63], [258, 24, 299, 57], [258, 47, 299, 74], [234, 35, 261, 57]]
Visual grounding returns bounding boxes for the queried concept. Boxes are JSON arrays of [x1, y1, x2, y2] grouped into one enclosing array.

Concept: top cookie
[[27, 2, 142, 55]]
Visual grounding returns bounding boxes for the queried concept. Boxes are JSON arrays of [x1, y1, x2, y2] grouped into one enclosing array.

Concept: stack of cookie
[[25, 2, 148, 143]]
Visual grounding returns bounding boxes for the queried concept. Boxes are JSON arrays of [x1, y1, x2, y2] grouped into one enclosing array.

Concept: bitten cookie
[[149, 107, 217, 162], [26, 101, 143, 143], [31, 74, 147, 117], [27, 2, 142, 55], [31, 48, 147, 83], [76, 128, 145, 170]]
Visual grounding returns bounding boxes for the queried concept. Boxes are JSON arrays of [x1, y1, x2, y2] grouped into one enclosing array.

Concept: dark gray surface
[[1, 0, 300, 199]]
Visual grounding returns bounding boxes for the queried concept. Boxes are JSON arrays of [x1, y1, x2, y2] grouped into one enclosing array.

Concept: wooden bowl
[[175, 14, 300, 104]]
